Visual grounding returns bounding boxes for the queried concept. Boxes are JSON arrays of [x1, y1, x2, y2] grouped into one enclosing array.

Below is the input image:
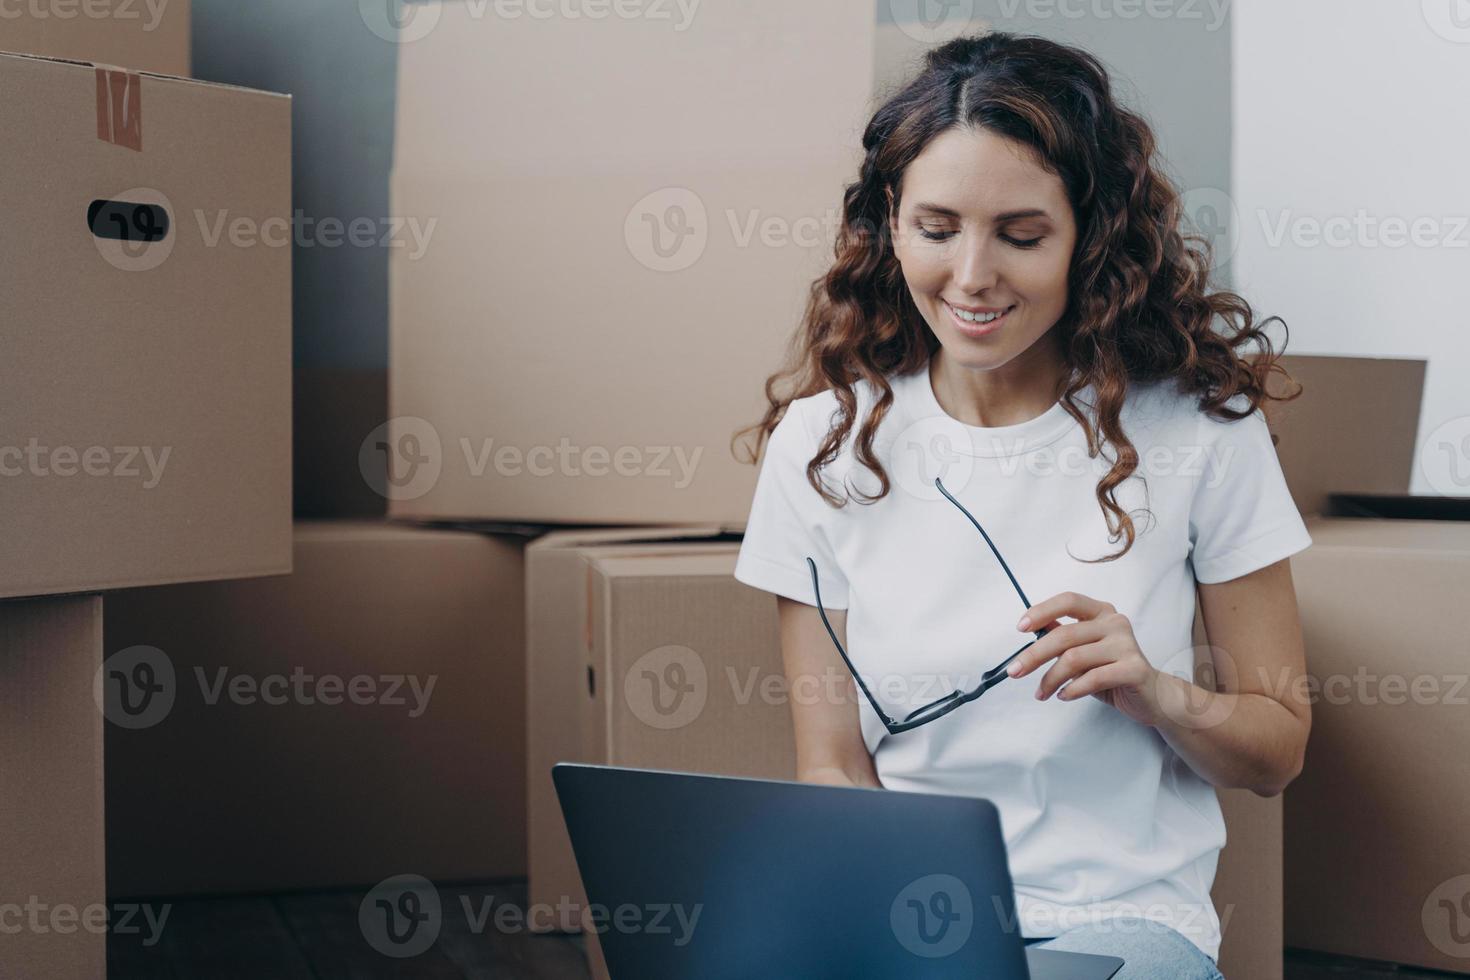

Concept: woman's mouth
[[944, 300, 1016, 339]]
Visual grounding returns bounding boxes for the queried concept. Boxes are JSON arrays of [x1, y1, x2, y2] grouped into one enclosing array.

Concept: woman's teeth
[[951, 305, 1010, 324]]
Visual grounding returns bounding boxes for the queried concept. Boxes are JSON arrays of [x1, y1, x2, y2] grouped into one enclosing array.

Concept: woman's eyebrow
[[912, 202, 1053, 223]]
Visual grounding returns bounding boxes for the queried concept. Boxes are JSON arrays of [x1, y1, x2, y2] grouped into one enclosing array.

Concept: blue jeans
[[1025, 916, 1225, 980]]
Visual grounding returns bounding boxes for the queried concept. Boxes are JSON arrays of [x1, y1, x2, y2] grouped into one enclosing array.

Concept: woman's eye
[[917, 227, 956, 242], [1003, 234, 1045, 249]]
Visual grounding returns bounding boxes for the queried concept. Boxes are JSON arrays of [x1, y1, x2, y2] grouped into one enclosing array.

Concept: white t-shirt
[[733, 360, 1312, 964]]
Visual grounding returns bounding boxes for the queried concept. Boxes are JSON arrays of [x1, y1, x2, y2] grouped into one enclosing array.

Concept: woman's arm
[[1006, 557, 1313, 797], [1152, 557, 1313, 797], [775, 595, 884, 789]]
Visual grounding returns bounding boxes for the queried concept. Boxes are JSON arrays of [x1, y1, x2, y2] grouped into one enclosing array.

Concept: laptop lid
[[553, 763, 1122, 980]]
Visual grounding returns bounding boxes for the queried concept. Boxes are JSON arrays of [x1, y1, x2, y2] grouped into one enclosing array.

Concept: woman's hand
[[1005, 591, 1164, 728]]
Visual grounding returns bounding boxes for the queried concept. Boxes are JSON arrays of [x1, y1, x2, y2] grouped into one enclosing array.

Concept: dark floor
[[107, 880, 1464, 979], [107, 880, 588, 980]]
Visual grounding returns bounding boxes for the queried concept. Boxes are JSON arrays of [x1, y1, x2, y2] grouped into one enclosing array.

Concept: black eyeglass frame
[[805, 475, 1051, 735]]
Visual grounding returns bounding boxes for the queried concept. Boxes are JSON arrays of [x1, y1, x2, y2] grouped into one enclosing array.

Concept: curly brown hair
[[732, 31, 1300, 564]]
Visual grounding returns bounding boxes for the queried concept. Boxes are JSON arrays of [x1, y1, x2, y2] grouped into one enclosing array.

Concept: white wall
[[1233, 0, 1470, 497]]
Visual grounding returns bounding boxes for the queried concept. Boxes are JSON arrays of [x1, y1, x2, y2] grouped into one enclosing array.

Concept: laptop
[[553, 763, 1124, 979]]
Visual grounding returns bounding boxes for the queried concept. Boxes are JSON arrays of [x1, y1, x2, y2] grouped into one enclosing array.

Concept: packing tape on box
[[95, 66, 142, 151]]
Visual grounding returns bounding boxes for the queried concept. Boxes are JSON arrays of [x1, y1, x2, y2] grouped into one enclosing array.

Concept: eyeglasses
[[805, 475, 1051, 735]]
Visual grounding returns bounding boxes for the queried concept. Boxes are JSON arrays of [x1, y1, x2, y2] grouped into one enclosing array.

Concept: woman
[[731, 32, 1312, 979]]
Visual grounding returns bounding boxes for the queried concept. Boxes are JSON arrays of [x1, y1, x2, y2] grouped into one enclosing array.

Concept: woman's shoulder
[[1122, 376, 1239, 429], [780, 371, 900, 448]]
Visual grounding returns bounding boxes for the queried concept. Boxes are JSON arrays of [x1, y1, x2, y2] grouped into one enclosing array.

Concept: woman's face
[[888, 126, 1077, 372]]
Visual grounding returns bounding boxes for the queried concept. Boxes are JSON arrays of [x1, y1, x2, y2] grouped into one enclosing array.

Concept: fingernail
[[1006, 662, 1019, 677], [1017, 616, 1031, 632]]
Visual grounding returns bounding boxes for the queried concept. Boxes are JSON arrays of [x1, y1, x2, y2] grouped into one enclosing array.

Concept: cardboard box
[[0, 51, 291, 599], [1283, 516, 1470, 973], [525, 528, 777, 932], [1190, 592, 1284, 980], [1214, 790, 1283, 980], [102, 522, 529, 896], [529, 533, 1283, 980], [1266, 355, 1426, 519], [0, 595, 105, 978], [0, 0, 189, 76], [388, 0, 874, 525]]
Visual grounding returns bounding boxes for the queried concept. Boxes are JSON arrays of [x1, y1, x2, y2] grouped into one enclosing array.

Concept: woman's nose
[[951, 236, 998, 295]]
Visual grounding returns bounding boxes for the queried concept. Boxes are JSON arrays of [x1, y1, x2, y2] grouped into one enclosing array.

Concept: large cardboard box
[[1284, 516, 1470, 973], [0, 0, 189, 76], [0, 51, 291, 599], [103, 522, 529, 896], [528, 533, 1283, 980], [0, 595, 105, 978], [388, 0, 874, 525]]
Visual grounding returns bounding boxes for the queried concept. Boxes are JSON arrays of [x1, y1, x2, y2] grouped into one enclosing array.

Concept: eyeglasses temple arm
[[805, 557, 898, 729], [933, 476, 1034, 610]]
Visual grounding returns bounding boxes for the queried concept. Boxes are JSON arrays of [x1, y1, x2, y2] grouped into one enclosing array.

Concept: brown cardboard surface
[[103, 522, 528, 896], [0, 52, 291, 598], [531, 538, 1283, 980], [392, 0, 872, 180], [389, 165, 857, 525], [1213, 789, 1283, 980], [0, 595, 105, 978], [1192, 590, 1284, 980], [0, 0, 189, 76], [1284, 516, 1470, 972], [388, 0, 874, 525], [1268, 355, 1425, 518], [525, 531, 741, 927]]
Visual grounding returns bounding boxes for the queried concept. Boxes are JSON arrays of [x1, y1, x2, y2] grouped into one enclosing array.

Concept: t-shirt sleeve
[[733, 399, 850, 609], [1188, 400, 1313, 584]]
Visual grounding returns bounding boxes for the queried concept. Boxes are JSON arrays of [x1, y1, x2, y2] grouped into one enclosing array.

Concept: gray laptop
[[553, 763, 1124, 979]]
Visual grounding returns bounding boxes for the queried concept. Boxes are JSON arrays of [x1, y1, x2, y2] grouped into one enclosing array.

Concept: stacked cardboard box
[[387, 0, 875, 525], [87, 1, 536, 925], [104, 523, 529, 896], [0, 0, 190, 75], [1251, 356, 1470, 974], [0, 5, 291, 974], [1284, 515, 1470, 973], [0, 597, 105, 978]]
